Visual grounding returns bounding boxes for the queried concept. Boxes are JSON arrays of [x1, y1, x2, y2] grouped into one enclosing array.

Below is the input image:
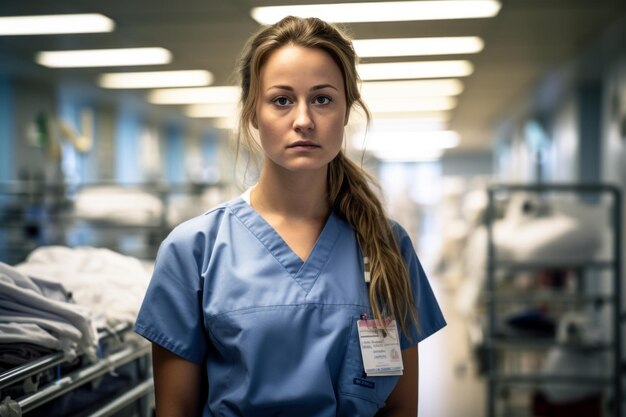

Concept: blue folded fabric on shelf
[[498, 309, 557, 338]]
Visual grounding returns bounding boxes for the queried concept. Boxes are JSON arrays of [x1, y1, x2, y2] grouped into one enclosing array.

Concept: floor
[[418, 276, 486, 417]]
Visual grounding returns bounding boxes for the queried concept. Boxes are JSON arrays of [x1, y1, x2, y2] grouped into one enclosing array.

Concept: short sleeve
[[134, 222, 208, 364], [392, 222, 447, 349]]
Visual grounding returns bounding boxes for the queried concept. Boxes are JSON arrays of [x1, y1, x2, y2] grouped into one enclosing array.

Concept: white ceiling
[[1, 0, 625, 152]]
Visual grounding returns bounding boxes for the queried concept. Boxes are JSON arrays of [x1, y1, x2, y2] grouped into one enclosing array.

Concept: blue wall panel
[[115, 104, 141, 183], [0, 76, 14, 181], [164, 124, 185, 183]]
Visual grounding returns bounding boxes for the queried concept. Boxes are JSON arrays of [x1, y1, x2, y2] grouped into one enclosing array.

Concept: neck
[[252, 164, 330, 221]]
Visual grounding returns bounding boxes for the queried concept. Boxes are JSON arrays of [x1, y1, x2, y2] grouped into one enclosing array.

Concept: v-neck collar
[[228, 197, 340, 294]]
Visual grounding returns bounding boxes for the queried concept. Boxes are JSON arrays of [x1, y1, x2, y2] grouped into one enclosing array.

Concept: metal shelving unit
[[485, 183, 623, 417], [0, 323, 153, 417], [0, 180, 229, 264]]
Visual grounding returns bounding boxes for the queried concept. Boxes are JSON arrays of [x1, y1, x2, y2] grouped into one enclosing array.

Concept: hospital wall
[[0, 76, 233, 186], [492, 14, 626, 187]]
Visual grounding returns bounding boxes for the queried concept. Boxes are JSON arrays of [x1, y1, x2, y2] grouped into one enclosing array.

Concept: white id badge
[[357, 318, 403, 376]]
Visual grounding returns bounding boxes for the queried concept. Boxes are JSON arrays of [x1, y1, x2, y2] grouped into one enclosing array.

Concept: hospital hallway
[[2, 1, 626, 416]]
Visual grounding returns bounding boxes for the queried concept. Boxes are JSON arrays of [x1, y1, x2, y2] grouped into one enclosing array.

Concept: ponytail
[[328, 152, 419, 339]]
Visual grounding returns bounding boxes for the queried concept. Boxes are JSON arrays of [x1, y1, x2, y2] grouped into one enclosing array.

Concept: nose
[[293, 103, 314, 132]]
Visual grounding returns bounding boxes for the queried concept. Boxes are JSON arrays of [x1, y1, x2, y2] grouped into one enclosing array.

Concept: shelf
[[0, 322, 134, 392], [488, 183, 621, 194], [485, 183, 623, 417], [72, 221, 165, 230], [490, 260, 615, 271], [486, 338, 612, 351], [486, 291, 615, 304], [492, 374, 613, 386], [85, 378, 153, 417], [0, 352, 66, 392], [17, 344, 151, 414]]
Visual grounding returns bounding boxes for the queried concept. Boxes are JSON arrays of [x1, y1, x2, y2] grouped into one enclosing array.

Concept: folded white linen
[[0, 323, 61, 350], [0, 279, 97, 361], [16, 246, 152, 326], [0, 312, 82, 342], [0, 301, 81, 360], [0, 263, 42, 294]]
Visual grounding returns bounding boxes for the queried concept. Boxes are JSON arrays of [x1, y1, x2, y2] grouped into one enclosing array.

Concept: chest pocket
[[337, 316, 400, 417]]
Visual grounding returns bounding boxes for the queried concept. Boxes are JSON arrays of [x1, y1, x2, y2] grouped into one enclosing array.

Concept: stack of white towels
[[0, 246, 152, 369]]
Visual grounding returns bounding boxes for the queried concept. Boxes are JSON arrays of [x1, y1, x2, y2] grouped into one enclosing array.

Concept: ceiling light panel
[[185, 103, 239, 118], [353, 37, 484, 57], [36, 48, 171, 68], [373, 148, 444, 162], [99, 70, 213, 89], [0, 14, 114, 35], [251, 1, 501, 24], [370, 111, 452, 121], [358, 60, 473, 80], [212, 117, 237, 130], [361, 79, 464, 99], [356, 130, 460, 151], [350, 129, 461, 162], [369, 117, 448, 132], [367, 97, 457, 112], [149, 86, 240, 104]]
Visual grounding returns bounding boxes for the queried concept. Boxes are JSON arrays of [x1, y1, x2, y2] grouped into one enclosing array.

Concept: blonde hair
[[236, 16, 418, 337]]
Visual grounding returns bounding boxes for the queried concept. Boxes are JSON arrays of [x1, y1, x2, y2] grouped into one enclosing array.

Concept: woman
[[135, 16, 446, 417]]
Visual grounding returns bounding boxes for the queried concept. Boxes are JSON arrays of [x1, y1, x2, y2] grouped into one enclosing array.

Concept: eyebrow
[[267, 84, 338, 92]]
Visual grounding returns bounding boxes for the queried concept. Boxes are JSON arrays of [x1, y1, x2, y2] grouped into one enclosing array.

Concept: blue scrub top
[[135, 196, 446, 417]]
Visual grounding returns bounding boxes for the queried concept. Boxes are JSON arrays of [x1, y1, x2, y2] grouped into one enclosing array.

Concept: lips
[[287, 140, 320, 148]]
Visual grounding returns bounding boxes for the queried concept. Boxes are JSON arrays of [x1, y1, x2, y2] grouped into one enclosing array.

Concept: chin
[[281, 161, 331, 173]]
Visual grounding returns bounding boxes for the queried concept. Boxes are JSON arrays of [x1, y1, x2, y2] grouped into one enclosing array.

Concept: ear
[[344, 108, 350, 126]]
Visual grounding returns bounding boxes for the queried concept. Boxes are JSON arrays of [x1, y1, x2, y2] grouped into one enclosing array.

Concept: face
[[254, 44, 348, 175]]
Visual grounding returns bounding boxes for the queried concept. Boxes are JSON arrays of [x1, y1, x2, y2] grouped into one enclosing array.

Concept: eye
[[272, 96, 291, 106], [314, 96, 332, 105]]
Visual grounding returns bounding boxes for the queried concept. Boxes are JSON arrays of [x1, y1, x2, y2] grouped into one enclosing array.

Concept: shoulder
[[389, 219, 415, 251], [160, 197, 241, 255]]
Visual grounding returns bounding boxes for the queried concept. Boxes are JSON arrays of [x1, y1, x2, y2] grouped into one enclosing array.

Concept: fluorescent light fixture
[[98, 70, 213, 89], [251, 1, 501, 24], [354, 130, 460, 161], [369, 117, 448, 132], [361, 79, 463, 99], [357, 130, 460, 150], [0, 14, 114, 35], [349, 110, 451, 127], [358, 60, 473, 80], [353, 37, 484, 58], [367, 97, 457, 113], [370, 111, 452, 120], [212, 117, 238, 130], [149, 86, 240, 104], [185, 103, 239, 118], [374, 148, 444, 162], [36, 47, 171, 68]]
